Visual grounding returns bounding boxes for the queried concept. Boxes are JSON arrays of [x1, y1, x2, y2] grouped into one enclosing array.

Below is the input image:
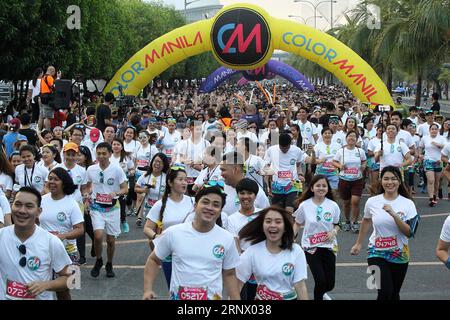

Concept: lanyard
[[24, 163, 35, 187], [206, 165, 219, 182]]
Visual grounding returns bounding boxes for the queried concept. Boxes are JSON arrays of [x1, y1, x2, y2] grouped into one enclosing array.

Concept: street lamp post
[[288, 14, 323, 26], [294, 0, 337, 29]]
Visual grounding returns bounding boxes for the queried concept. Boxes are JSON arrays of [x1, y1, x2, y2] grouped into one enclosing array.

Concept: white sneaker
[[323, 293, 332, 300]]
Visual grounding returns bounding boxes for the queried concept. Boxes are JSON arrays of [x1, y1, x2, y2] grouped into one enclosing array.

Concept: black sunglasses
[[18, 244, 26, 267]]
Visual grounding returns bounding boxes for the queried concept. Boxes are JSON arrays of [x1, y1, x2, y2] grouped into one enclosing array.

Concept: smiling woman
[[351, 166, 420, 300], [236, 206, 309, 300]]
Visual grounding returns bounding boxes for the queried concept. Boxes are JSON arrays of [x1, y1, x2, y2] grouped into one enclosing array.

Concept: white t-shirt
[[30, 79, 41, 101], [419, 135, 447, 161], [226, 209, 261, 251], [319, 130, 363, 147], [441, 142, 450, 158], [194, 166, 223, 186], [0, 206, 4, 225], [222, 184, 270, 216], [244, 155, 265, 189], [110, 154, 134, 176], [39, 194, 84, 255], [333, 147, 366, 181], [147, 195, 194, 230], [86, 162, 128, 205], [264, 145, 305, 193], [294, 198, 340, 252], [15, 163, 49, 193], [439, 215, 450, 242], [175, 138, 210, 179], [407, 116, 419, 126], [0, 173, 13, 194], [0, 194, 11, 217], [153, 222, 240, 300], [297, 120, 318, 145], [0, 226, 72, 300], [364, 194, 418, 263], [134, 144, 159, 172], [374, 141, 409, 170], [418, 122, 441, 137], [137, 173, 166, 211], [237, 241, 307, 295], [160, 127, 181, 159], [123, 140, 141, 155], [314, 142, 340, 176], [54, 163, 87, 203], [237, 131, 259, 144]]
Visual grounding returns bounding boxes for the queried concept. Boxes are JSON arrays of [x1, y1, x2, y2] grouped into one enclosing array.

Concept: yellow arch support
[[104, 3, 394, 107]]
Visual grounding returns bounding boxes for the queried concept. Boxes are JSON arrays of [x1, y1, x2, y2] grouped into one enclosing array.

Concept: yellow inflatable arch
[[104, 3, 394, 107]]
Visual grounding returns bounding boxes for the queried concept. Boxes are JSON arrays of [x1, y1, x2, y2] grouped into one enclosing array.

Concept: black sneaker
[[78, 256, 86, 265], [90, 258, 103, 278], [438, 189, 443, 199], [105, 262, 115, 278], [136, 218, 143, 227], [90, 246, 96, 258]]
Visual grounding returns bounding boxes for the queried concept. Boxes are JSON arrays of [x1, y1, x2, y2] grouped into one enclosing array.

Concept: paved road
[[72, 190, 450, 300], [401, 96, 450, 115]]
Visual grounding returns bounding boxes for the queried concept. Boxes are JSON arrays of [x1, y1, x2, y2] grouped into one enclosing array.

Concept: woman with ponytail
[[143, 164, 194, 287]]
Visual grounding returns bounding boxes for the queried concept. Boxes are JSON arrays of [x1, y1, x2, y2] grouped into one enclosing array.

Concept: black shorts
[[272, 192, 298, 209], [338, 178, 365, 200]]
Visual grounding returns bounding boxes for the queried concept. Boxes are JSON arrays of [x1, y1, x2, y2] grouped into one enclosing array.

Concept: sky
[[155, 0, 361, 30]]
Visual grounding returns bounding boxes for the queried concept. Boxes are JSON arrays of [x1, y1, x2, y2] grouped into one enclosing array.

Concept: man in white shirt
[[220, 152, 270, 216], [85, 142, 128, 279], [386, 111, 415, 153], [293, 106, 319, 145], [417, 110, 441, 137], [143, 186, 241, 300], [0, 187, 72, 300]]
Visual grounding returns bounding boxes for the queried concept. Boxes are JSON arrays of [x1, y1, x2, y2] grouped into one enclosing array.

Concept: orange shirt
[[40, 75, 54, 94]]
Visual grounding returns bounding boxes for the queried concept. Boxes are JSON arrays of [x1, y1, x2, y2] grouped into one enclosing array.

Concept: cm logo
[[211, 7, 271, 68]]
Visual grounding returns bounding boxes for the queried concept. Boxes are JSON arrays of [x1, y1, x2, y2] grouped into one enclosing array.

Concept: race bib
[[178, 286, 208, 300], [136, 159, 149, 168], [375, 236, 398, 251], [6, 280, 35, 300], [165, 149, 173, 156], [255, 285, 283, 300], [277, 171, 293, 179], [95, 193, 112, 205], [186, 177, 195, 184], [309, 232, 329, 246], [146, 198, 157, 207]]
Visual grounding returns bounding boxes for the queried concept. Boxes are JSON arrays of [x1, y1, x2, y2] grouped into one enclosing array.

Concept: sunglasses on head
[[170, 163, 186, 171], [201, 181, 225, 193], [99, 171, 104, 184], [18, 244, 27, 267]]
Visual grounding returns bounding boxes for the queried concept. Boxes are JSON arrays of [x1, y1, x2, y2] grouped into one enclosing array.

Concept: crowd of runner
[[0, 65, 449, 301]]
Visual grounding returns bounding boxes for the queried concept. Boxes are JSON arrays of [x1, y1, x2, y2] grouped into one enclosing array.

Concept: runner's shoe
[[91, 258, 103, 278], [323, 293, 332, 300], [136, 217, 143, 227], [90, 246, 96, 258], [438, 189, 443, 199], [342, 222, 351, 232], [78, 256, 86, 265], [351, 222, 360, 233], [106, 262, 115, 278], [121, 222, 130, 233]]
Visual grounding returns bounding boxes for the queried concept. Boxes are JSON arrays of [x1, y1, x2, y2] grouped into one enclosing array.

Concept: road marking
[[80, 261, 443, 269], [420, 213, 449, 218]]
